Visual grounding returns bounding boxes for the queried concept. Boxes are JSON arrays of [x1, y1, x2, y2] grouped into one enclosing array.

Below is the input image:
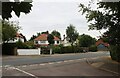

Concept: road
[[2, 51, 117, 77], [2, 51, 110, 66]]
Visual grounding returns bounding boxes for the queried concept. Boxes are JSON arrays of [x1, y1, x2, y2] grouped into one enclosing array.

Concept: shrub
[[2, 43, 17, 55], [53, 46, 61, 54], [110, 45, 120, 62], [89, 45, 97, 52], [16, 41, 29, 49], [41, 46, 50, 54]]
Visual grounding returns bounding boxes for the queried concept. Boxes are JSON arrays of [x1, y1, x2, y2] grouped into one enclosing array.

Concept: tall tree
[[78, 34, 96, 47], [2, 0, 32, 20], [79, 1, 120, 61], [47, 34, 54, 55], [51, 30, 61, 39], [47, 34, 54, 45], [66, 24, 79, 46], [2, 20, 20, 43]]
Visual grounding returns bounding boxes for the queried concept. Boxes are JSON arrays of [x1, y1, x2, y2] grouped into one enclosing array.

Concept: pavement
[[87, 56, 120, 76]]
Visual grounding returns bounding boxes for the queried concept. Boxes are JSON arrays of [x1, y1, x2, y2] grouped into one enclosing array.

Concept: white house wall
[[35, 40, 60, 45]]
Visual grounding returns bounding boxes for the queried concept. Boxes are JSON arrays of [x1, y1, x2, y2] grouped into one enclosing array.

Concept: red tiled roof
[[96, 39, 109, 47], [34, 34, 60, 41]]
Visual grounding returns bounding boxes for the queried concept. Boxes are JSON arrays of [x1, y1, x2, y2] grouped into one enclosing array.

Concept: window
[[57, 41, 59, 44], [40, 41, 46, 43], [35, 41, 38, 44]]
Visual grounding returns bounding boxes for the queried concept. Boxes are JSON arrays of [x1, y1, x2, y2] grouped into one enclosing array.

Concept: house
[[34, 34, 60, 47], [6, 33, 25, 43], [96, 39, 109, 51]]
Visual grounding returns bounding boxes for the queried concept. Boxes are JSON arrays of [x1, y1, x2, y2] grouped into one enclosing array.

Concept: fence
[[17, 49, 41, 55]]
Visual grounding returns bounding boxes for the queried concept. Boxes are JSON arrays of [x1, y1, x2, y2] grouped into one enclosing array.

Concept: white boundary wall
[[17, 49, 41, 55]]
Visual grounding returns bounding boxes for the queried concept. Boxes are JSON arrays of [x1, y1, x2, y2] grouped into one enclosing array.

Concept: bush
[[2, 43, 17, 55], [16, 41, 29, 49], [110, 45, 120, 62], [41, 46, 50, 54], [53, 46, 61, 54], [89, 45, 97, 52]]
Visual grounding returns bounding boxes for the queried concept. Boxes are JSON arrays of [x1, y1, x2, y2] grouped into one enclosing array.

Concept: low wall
[[17, 49, 40, 55]]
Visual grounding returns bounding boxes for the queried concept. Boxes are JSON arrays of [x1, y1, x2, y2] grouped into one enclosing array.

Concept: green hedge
[[2, 43, 17, 55], [53, 46, 84, 54], [110, 45, 120, 62], [89, 45, 98, 52]]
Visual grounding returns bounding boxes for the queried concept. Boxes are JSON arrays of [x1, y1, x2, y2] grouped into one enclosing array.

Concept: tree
[[78, 34, 96, 47], [29, 35, 37, 41], [51, 30, 61, 39], [2, 20, 20, 43], [66, 24, 79, 53], [66, 24, 79, 46], [41, 31, 49, 34], [2, 1, 33, 20], [79, 1, 120, 61], [47, 34, 54, 55], [47, 34, 54, 45]]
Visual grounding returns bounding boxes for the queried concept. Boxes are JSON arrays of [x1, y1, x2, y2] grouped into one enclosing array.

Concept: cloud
[[10, 1, 104, 40]]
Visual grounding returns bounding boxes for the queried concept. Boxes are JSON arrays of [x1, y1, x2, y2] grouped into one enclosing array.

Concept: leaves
[[79, 2, 120, 45], [66, 24, 79, 45], [2, 1, 32, 20], [47, 34, 54, 45]]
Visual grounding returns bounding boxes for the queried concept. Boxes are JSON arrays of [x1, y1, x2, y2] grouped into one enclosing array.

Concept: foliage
[[53, 46, 61, 54], [2, 1, 32, 20], [41, 31, 49, 34], [66, 24, 79, 46], [2, 20, 20, 42], [110, 45, 120, 62], [89, 45, 97, 52], [29, 35, 37, 41], [47, 34, 54, 45], [25, 41, 35, 49], [16, 40, 28, 49], [78, 34, 96, 47], [79, 2, 120, 46], [41, 46, 50, 54], [2, 43, 17, 55], [79, 1, 120, 61], [51, 30, 61, 39]]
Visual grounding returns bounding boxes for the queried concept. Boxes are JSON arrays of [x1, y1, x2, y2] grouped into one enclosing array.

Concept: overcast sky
[[10, 0, 106, 40]]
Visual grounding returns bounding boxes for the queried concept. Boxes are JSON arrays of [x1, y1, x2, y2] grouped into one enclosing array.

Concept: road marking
[[63, 61, 68, 62], [39, 64, 46, 66], [22, 65, 27, 67], [56, 61, 62, 64], [48, 62, 54, 65], [4, 65, 11, 68], [13, 67, 38, 78], [68, 60, 74, 62]]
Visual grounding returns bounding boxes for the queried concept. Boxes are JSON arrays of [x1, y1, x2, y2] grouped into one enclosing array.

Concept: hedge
[[2, 43, 17, 55]]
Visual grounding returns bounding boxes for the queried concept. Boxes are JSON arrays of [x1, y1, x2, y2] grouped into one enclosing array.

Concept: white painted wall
[[17, 49, 40, 55]]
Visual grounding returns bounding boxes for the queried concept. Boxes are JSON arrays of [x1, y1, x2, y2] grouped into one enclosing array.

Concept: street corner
[[91, 62, 104, 68], [86, 56, 120, 76]]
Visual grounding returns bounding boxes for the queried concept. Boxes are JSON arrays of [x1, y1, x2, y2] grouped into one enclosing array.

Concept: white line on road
[[22, 65, 27, 67], [39, 64, 46, 66], [63, 61, 68, 62], [48, 62, 54, 64], [68, 60, 74, 62], [56, 61, 62, 63], [13, 67, 38, 78]]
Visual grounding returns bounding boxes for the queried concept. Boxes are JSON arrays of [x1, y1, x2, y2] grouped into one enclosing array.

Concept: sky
[[10, 0, 106, 40]]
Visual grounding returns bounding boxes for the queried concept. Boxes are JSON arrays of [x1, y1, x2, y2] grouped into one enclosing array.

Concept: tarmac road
[[2, 51, 110, 66], [2, 57, 116, 77]]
